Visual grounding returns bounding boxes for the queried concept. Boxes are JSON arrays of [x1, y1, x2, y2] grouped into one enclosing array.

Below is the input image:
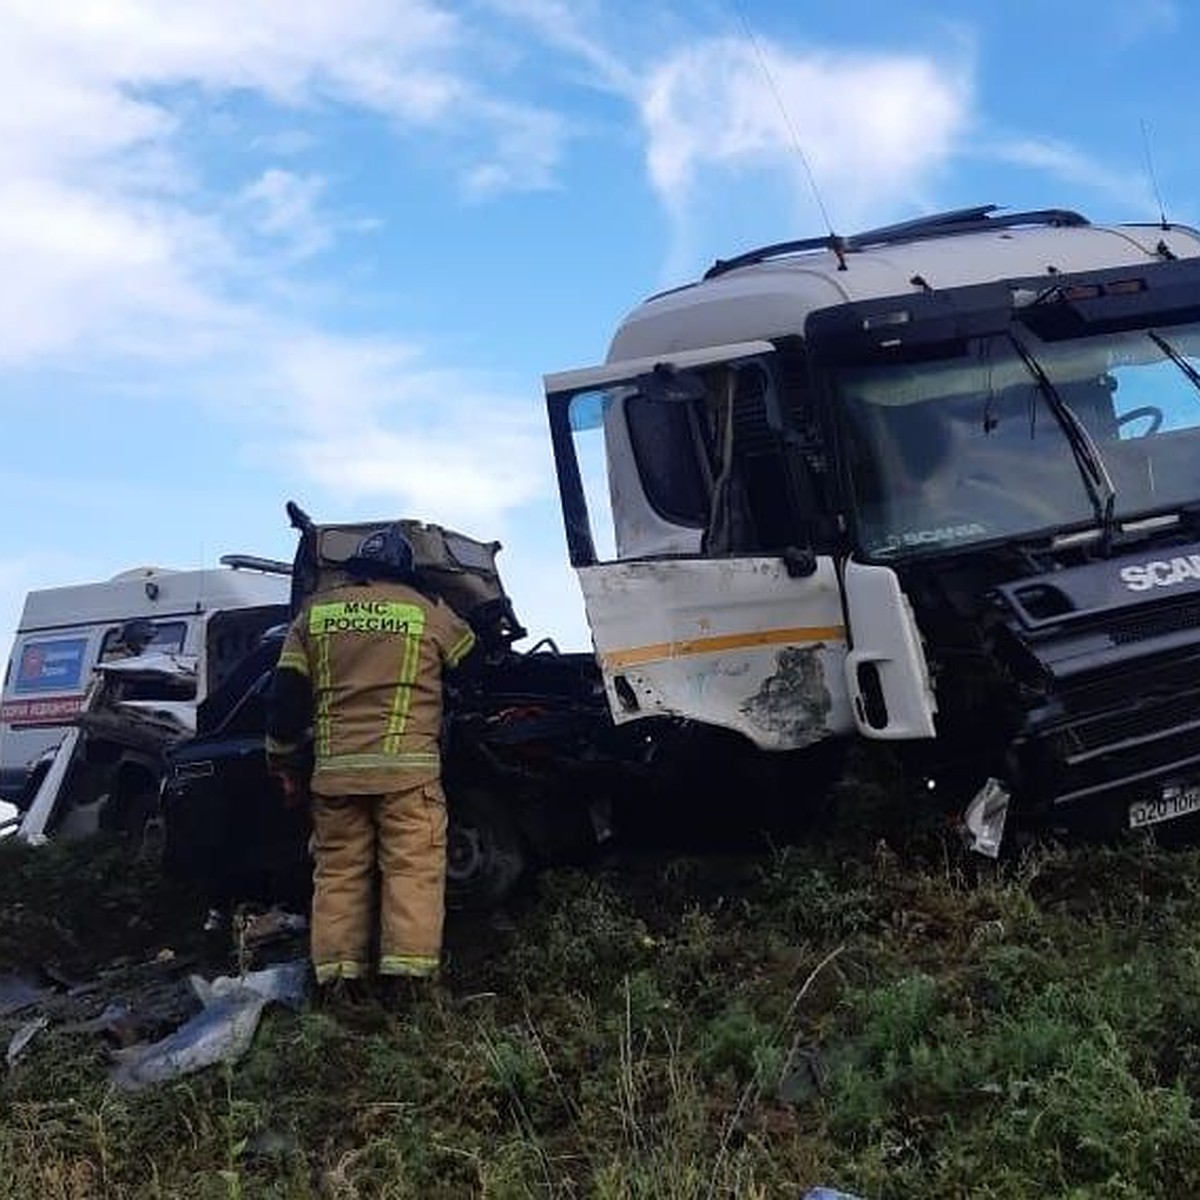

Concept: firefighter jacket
[[265, 579, 476, 795]]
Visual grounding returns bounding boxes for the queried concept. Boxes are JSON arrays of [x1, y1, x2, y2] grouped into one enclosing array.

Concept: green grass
[[6, 826, 1200, 1196]]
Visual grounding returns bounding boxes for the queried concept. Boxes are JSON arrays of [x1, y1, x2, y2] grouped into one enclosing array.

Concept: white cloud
[[285, 424, 548, 525], [3, 0, 460, 116], [0, 550, 99, 683], [0, 178, 233, 365], [490, 9, 1154, 266], [479, 7, 979, 266], [0, 0, 573, 368], [484, 0, 639, 95], [462, 99, 570, 199], [640, 38, 971, 225], [237, 168, 332, 259], [235, 333, 553, 531], [1103, 0, 1179, 46], [0, 0, 583, 644], [984, 136, 1158, 213], [250, 129, 318, 158]]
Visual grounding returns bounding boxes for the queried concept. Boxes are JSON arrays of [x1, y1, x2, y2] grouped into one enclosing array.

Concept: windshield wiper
[[1148, 330, 1200, 396], [1007, 330, 1118, 544]]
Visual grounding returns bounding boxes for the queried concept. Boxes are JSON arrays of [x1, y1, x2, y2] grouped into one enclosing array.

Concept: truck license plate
[[1129, 785, 1200, 829]]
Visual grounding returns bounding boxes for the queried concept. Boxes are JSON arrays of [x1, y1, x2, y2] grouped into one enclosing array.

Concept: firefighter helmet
[[345, 525, 416, 583]]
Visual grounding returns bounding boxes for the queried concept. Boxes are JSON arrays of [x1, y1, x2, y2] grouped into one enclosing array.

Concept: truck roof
[[17, 565, 290, 634], [606, 207, 1200, 363]]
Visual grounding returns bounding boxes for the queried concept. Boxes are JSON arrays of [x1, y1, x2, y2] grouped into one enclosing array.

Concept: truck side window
[[730, 364, 791, 549], [624, 392, 711, 527], [709, 356, 832, 555]]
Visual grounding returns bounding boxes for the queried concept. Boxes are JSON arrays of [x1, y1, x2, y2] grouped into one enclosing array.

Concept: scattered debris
[[963, 777, 1010, 859], [202, 907, 227, 934], [6, 1014, 48, 1066], [110, 960, 308, 1090], [58, 1003, 139, 1046], [0, 974, 49, 1017], [239, 908, 307, 948]]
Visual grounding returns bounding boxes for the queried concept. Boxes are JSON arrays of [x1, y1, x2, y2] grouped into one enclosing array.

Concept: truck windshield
[[835, 322, 1200, 558]]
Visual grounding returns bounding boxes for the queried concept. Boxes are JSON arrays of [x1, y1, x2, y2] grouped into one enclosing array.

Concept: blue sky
[[0, 0, 1194, 656]]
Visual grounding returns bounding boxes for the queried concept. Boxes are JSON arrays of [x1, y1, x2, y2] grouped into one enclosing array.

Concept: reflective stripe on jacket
[[271, 580, 475, 794]]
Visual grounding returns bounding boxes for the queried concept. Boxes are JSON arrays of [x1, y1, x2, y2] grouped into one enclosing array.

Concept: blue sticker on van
[[15, 638, 88, 694]]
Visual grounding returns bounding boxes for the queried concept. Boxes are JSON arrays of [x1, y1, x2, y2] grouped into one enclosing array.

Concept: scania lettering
[[544, 205, 1200, 849], [1120, 556, 1200, 591]]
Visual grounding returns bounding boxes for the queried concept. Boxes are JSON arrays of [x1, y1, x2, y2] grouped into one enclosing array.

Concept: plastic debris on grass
[[6, 1015, 49, 1066], [0, 974, 49, 1017], [110, 959, 308, 1090]]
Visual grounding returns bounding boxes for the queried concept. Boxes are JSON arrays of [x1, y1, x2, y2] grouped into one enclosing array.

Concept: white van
[[0, 556, 291, 816]]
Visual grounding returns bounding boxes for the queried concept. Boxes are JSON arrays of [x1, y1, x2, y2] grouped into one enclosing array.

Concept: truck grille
[[1109, 597, 1200, 646], [1021, 642, 1200, 808]]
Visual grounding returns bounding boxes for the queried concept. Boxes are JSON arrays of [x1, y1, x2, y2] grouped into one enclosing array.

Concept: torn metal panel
[[18, 649, 203, 844], [96, 652, 198, 686], [739, 646, 834, 746], [577, 555, 853, 750], [18, 726, 84, 844], [101, 701, 195, 736]]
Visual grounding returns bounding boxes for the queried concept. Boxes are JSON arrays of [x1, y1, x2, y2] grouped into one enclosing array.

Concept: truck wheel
[[445, 788, 526, 911]]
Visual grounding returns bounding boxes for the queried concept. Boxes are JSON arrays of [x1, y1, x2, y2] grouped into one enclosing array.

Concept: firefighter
[[264, 525, 476, 997]]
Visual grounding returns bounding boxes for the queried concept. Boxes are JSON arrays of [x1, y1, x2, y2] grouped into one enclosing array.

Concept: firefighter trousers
[[309, 782, 448, 984]]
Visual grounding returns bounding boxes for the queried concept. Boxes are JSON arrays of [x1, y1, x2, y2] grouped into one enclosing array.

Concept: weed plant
[[5, 825, 1200, 1196]]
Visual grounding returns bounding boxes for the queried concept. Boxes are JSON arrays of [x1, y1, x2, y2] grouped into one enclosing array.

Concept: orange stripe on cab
[[601, 624, 846, 670]]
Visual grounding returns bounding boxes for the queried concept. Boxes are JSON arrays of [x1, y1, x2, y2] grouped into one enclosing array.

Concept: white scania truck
[[544, 205, 1200, 849]]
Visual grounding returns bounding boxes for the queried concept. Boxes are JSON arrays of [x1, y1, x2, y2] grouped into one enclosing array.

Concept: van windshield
[[99, 620, 187, 662], [834, 323, 1200, 558]]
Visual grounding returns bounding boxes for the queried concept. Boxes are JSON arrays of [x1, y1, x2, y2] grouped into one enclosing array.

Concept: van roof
[[16, 565, 291, 634], [605, 208, 1200, 362]]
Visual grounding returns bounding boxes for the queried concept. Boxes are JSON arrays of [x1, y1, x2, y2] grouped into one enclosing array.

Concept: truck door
[[545, 342, 854, 751]]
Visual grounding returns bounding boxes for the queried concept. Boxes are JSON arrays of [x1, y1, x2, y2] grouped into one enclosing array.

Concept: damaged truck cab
[[545, 205, 1200, 848]]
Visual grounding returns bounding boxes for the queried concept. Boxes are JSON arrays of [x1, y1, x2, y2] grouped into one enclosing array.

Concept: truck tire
[[445, 787, 526, 911]]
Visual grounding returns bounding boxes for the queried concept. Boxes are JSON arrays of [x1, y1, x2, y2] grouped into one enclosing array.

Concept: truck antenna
[[730, 2, 837, 239], [1140, 118, 1169, 230]]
